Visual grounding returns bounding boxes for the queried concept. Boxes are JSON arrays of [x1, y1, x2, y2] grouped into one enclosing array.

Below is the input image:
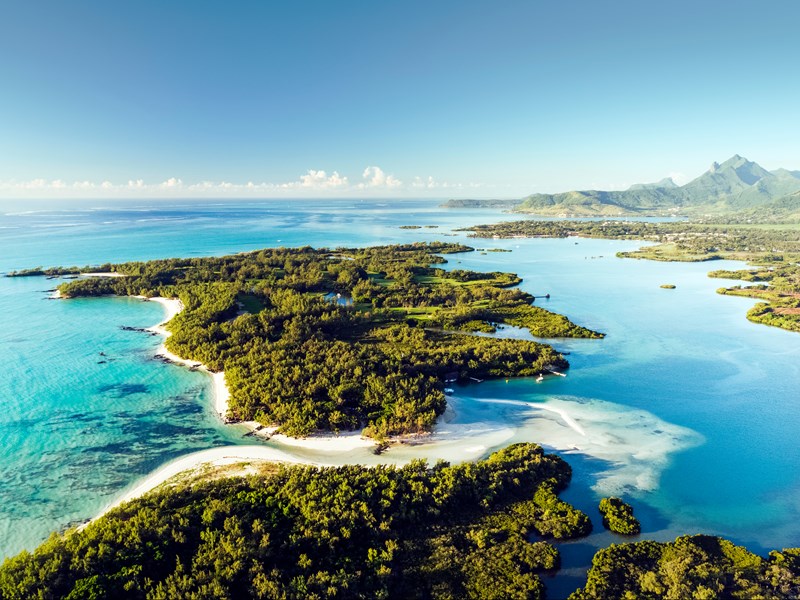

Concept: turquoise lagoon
[[1, 199, 799, 571]]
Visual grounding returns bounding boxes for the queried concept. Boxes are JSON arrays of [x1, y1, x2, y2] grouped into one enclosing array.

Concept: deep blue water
[[1, 199, 798, 575]]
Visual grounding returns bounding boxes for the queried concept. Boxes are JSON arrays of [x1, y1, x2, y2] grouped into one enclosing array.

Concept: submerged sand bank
[[96, 383, 701, 517]]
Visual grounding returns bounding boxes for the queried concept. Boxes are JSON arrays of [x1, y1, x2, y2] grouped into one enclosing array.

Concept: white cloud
[[21, 178, 47, 189], [160, 177, 183, 188], [359, 166, 402, 188], [0, 166, 483, 198], [411, 175, 483, 190], [293, 169, 349, 189]]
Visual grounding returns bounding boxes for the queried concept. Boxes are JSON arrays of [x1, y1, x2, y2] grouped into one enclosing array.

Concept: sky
[[2, 0, 800, 199]]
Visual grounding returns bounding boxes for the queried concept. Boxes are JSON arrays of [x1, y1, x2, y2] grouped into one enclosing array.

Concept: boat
[[444, 388, 454, 394], [536, 374, 544, 383]]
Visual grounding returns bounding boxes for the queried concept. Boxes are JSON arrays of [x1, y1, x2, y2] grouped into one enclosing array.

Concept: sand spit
[[86, 445, 325, 526], [80, 271, 126, 278]]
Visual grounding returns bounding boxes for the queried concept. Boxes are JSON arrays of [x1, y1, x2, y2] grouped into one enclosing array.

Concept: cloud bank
[[0, 167, 483, 199]]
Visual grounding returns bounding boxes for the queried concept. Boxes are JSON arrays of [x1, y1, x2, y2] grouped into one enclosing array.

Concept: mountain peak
[[628, 177, 677, 191], [698, 155, 769, 186], [719, 154, 748, 168], [683, 155, 771, 194]]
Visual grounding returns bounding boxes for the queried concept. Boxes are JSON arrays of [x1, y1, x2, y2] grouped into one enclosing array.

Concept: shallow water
[[0, 199, 798, 567]]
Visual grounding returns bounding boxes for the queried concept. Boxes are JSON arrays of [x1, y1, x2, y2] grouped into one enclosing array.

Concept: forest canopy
[[46, 243, 601, 437], [571, 534, 800, 599], [0, 443, 592, 600]]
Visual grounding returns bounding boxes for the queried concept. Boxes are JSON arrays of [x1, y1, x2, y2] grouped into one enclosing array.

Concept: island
[[44, 242, 601, 439], [598, 497, 640, 535], [442, 155, 800, 222], [5, 241, 800, 598]]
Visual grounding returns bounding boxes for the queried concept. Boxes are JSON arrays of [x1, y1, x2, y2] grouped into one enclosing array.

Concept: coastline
[[141, 296, 232, 420], [89, 445, 326, 524], [143, 294, 375, 441], [58, 291, 695, 521]]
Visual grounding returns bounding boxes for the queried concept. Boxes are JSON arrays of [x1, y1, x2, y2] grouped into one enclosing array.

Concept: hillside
[[443, 156, 800, 218]]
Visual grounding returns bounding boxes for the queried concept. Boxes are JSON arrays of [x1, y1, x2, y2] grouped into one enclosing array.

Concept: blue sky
[[1, 0, 799, 199]]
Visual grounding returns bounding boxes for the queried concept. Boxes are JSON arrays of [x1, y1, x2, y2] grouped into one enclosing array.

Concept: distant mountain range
[[444, 155, 800, 220]]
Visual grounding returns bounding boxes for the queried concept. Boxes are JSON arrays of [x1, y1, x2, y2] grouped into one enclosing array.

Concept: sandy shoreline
[[55, 290, 697, 521], [143, 295, 376, 446], [140, 296, 232, 420], [81, 271, 126, 278], [88, 445, 325, 524]]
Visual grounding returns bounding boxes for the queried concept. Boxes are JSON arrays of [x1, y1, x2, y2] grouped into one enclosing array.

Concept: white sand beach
[[141, 296, 382, 452], [80, 271, 126, 278], [140, 295, 233, 420], [269, 430, 375, 451], [89, 445, 326, 525]]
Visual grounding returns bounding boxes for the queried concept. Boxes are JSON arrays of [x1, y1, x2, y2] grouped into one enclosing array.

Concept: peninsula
[[44, 242, 600, 438]]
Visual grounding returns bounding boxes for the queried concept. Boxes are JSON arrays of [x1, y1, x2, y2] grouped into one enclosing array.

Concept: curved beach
[[99, 297, 702, 514], [91, 445, 325, 523]]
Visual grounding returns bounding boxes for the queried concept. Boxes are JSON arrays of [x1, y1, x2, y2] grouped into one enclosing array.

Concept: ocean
[[1, 199, 798, 586]]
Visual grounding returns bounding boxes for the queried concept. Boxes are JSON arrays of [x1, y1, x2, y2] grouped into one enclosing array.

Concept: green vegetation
[[442, 199, 520, 209], [236, 292, 265, 314], [571, 534, 800, 599], [7, 266, 89, 277], [47, 243, 599, 437], [461, 220, 800, 261], [0, 444, 593, 600], [709, 265, 800, 332], [660, 284, 676, 289], [445, 155, 800, 220], [598, 497, 640, 535], [463, 220, 800, 334]]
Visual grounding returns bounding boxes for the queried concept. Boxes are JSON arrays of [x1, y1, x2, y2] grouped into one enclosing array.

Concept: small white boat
[[444, 388, 454, 394], [536, 374, 544, 383]]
